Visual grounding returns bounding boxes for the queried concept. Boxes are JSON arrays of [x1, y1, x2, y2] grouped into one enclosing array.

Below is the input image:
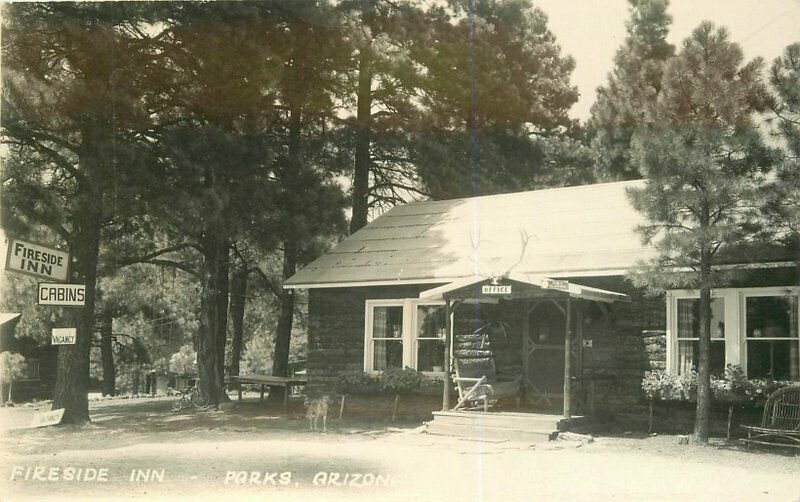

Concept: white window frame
[[740, 288, 800, 380], [364, 299, 447, 376], [666, 287, 799, 379]]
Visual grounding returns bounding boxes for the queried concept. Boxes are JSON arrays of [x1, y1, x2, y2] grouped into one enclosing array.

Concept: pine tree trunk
[[100, 310, 116, 396], [349, 49, 373, 234], [270, 241, 297, 404], [132, 365, 140, 395], [693, 281, 712, 443], [229, 266, 248, 379], [693, 208, 713, 443], [270, 104, 303, 404], [52, 182, 102, 424], [197, 234, 230, 406]]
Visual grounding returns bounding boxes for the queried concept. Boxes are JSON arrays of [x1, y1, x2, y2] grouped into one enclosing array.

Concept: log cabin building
[[285, 180, 798, 433]]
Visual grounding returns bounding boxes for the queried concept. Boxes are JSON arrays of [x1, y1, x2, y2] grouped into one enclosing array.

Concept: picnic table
[[228, 374, 308, 412]]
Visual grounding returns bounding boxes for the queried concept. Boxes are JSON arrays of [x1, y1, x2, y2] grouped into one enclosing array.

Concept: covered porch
[[420, 272, 630, 424]]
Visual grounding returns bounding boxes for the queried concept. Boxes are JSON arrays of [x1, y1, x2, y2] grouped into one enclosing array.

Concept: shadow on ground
[[1, 396, 424, 456]]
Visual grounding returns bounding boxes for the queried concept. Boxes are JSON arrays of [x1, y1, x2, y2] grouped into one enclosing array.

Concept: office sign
[[38, 283, 86, 306], [51, 328, 77, 345], [5, 238, 69, 281], [482, 285, 512, 295]]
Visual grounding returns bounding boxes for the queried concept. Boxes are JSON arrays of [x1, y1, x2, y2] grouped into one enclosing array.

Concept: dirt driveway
[[1, 397, 798, 501]]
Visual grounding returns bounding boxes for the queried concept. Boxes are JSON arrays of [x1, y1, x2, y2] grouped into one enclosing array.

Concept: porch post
[[442, 298, 452, 411], [522, 299, 529, 401], [563, 295, 572, 419]]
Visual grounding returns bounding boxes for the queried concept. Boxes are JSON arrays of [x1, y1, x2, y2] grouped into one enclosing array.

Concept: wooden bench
[[741, 384, 800, 449]]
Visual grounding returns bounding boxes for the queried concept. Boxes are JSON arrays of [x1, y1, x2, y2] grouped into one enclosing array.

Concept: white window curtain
[[373, 307, 388, 370]]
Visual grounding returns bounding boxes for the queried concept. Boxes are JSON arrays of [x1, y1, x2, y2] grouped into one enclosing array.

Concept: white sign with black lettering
[[38, 283, 86, 306], [30, 408, 65, 428], [541, 279, 570, 292], [51, 327, 77, 345], [5, 238, 69, 281], [481, 285, 512, 295]]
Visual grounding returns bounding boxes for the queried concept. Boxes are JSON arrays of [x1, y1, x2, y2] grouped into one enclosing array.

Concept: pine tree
[[339, 0, 427, 232], [1, 3, 160, 423], [411, 0, 578, 199], [146, 2, 347, 404], [589, 0, 675, 181], [627, 22, 776, 443]]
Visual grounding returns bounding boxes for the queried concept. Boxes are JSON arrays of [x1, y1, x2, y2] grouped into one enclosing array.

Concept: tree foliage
[[589, 0, 675, 180], [339, 0, 427, 231], [411, 0, 579, 198], [0, 352, 26, 383], [765, 43, 800, 247], [0, 352, 26, 404]]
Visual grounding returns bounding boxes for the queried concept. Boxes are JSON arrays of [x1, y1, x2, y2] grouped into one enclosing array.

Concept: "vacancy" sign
[[51, 328, 77, 345], [5, 238, 69, 281]]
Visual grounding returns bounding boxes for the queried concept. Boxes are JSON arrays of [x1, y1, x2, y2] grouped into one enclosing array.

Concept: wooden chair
[[453, 356, 497, 411], [452, 334, 521, 411], [741, 384, 800, 449]]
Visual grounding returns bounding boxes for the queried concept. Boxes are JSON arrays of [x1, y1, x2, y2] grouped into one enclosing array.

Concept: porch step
[[431, 410, 583, 431], [426, 411, 586, 442], [425, 421, 552, 443]]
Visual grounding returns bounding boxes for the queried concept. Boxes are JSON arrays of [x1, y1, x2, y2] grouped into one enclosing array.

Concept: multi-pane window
[[370, 304, 404, 371], [365, 300, 446, 374], [668, 288, 799, 381], [415, 304, 446, 372], [675, 297, 726, 376], [745, 295, 799, 381]]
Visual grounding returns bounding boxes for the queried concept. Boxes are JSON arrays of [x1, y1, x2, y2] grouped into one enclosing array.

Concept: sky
[[533, 0, 800, 121]]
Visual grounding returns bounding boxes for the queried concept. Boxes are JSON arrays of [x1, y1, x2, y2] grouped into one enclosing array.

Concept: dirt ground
[[0, 396, 798, 502]]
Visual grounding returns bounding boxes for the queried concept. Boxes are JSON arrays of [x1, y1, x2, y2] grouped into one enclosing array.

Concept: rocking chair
[[452, 333, 521, 411]]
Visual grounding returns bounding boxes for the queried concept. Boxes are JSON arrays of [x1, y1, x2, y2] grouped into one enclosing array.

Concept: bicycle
[[171, 379, 210, 411]]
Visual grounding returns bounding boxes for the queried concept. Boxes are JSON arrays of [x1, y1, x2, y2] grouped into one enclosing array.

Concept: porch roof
[[0, 313, 21, 326], [418, 272, 630, 303]]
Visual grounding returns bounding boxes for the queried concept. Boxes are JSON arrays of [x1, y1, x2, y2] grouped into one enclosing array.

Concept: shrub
[[643, 364, 794, 404], [333, 370, 379, 395], [0, 352, 27, 404], [641, 370, 683, 401], [377, 367, 426, 395], [169, 345, 197, 376]]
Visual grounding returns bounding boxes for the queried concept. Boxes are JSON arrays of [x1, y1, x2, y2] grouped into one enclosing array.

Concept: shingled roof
[[286, 180, 658, 288]]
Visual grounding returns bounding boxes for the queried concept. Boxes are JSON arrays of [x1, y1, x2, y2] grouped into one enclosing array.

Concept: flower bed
[[640, 365, 795, 436], [642, 365, 793, 405], [332, 368, 444, 420]]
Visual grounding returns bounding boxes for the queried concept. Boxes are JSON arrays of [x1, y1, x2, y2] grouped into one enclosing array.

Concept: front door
[[525, 300, 565, 408]]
